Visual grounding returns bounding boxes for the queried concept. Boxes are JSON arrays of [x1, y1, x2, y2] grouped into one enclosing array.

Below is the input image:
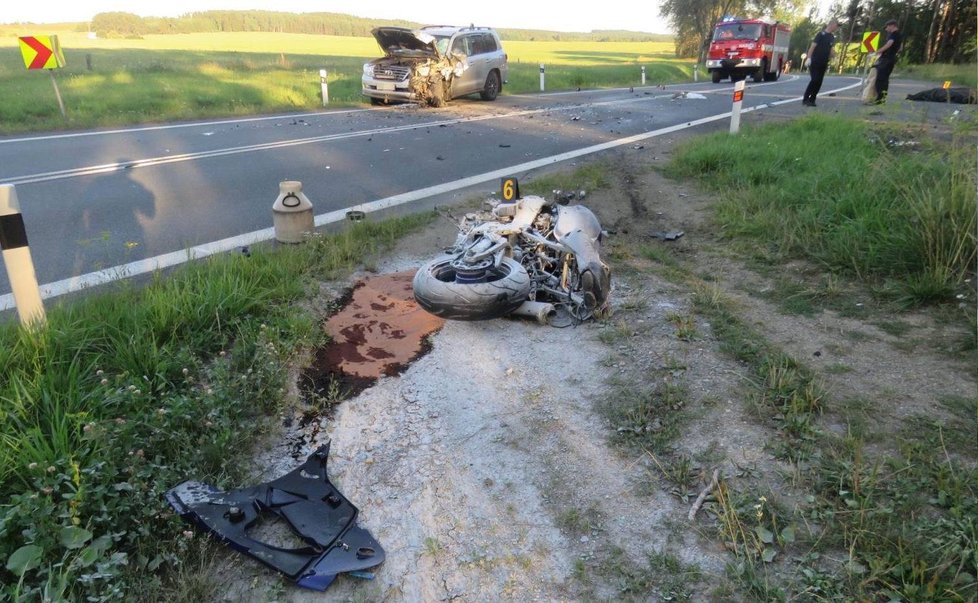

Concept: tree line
[[87, 10, 671, 43], [660, 0, 976, 64]]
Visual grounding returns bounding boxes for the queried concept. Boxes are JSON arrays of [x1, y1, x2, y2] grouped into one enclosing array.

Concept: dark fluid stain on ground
[[300, 270, 444, 418]]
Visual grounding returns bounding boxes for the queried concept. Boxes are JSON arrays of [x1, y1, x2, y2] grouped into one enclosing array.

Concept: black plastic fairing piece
[[165, 443, 384, 591]]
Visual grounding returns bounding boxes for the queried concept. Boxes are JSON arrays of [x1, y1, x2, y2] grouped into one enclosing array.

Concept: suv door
[[449, 34, 481, 96]]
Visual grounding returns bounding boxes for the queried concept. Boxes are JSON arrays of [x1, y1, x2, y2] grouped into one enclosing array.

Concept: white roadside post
[[539, 64, 545, 92], [641, 66, 646, 86], [730, 79, 745, 135], [0, 184, 45, 326], [694, 64, 699, 82], [320, 69, 329, 106]]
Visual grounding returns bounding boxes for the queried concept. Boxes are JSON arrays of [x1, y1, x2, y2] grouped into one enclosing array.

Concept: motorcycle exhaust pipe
[[510, 301, 556, 325]]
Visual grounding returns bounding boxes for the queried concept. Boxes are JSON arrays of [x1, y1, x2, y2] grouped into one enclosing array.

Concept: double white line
[[0, 95, 671, 187]]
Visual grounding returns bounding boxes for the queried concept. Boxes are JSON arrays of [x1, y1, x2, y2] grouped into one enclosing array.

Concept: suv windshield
[[434, 36, 451, 55], [713, 23, 763, 41]]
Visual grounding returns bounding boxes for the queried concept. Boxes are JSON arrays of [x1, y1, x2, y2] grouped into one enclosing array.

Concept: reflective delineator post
[[539, 64, 545, 92], [694, 64, 699, 82], [320, 69, 329, 106], [730, 80, 745, 134], [0, 184, 45, 326], [641, 66, 646, 86]]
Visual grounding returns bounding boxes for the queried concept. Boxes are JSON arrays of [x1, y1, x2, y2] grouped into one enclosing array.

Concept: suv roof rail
[[421, 25, 494, 32]]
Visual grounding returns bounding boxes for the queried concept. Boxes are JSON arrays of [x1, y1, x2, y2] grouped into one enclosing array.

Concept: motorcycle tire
[[412, 256, 531, 321]]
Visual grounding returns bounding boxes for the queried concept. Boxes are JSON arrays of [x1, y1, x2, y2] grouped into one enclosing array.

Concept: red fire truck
[[706, 17, 791, 83]]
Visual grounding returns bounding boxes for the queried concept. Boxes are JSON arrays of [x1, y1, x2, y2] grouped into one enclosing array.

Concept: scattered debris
[[552, 189, 586, 205], [165, 443, 385, 591], [651, 230, 685, 241], [886, 138, 920, 148], [670, 91, 706, 100]]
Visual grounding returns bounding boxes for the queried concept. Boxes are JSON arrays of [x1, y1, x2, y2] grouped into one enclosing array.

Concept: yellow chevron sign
[[18, 35, 66, 70], [861, 31, 880, 53]]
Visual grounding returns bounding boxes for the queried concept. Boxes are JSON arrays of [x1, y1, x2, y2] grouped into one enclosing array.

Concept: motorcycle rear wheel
[[412, 256, 531, 320]]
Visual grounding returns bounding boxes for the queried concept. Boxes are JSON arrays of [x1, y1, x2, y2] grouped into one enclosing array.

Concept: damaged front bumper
[[165, 443, 384, 591], [362, 57, 467, 106]]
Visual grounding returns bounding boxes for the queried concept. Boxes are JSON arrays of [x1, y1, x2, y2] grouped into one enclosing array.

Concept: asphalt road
[[0, 72, 957, 306]]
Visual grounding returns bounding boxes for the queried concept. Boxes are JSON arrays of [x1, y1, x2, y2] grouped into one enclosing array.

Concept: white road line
[[0, 95, 671, 186], [0, 80, 861, 311], [0, 109, 370, 145]]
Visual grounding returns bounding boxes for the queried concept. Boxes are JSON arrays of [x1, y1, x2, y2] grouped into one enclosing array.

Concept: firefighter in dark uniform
[[873, 20, 902, 103], [802, 19, 840, 107]]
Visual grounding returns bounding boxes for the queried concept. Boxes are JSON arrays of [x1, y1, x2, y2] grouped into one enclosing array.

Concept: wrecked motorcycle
[[412, 193, 611, 323]]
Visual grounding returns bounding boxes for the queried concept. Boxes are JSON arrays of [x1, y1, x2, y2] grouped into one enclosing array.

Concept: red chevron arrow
[[862, 31, 879, 53], [22, 37, 53, 69]]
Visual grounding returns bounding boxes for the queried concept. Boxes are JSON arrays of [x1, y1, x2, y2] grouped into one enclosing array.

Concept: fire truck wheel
[[751, 67, 764, 83], [711, 70, 722, 83]]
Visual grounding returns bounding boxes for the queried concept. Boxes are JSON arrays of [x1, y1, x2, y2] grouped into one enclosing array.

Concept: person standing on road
[[802, 19, 840, 107], [873, 20, 902, 104]]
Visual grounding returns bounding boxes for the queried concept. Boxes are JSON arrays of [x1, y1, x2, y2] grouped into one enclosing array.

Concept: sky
[[0, 0, 676, 34]]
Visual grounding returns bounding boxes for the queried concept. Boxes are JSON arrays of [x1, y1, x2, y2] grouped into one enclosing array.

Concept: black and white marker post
[[0, 184, 45, 326], [730, 79, 745, 134]]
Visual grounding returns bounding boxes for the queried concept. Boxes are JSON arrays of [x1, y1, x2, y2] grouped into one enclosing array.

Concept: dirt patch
[[212, 133, 975, 601]]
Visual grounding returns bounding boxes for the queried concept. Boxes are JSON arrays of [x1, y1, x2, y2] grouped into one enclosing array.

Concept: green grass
[[0, 214, 431, 601], [902, 62, 978, 88], [590, 546, 703, 602], [599, 379, 692, 455], [680, 272, 977, 601], [0, 32, 687, 134], [664, 114, 977, 307], [546, 118, 976, 601]]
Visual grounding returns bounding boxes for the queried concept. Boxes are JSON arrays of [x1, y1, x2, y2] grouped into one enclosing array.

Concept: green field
[[0, 30, 688, 134]]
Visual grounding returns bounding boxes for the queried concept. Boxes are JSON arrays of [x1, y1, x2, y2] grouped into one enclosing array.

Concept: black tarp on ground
[[906, 87, 977, 104]]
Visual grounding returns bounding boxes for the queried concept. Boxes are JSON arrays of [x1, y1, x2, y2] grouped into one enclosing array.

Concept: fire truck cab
[[706, 17, 790, 83]]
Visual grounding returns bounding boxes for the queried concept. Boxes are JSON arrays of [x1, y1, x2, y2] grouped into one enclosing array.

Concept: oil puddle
[[292, 271, 444, 456]]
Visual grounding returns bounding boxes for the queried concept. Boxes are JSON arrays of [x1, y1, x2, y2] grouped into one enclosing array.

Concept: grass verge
[[0, 214, 430, 601], [585, 112, 975, 600], [901, 62, 978, 88], [663, 113, 977, 309]]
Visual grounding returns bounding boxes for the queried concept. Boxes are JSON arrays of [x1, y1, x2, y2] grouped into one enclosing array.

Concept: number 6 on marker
[[501, 177, 520, 201]]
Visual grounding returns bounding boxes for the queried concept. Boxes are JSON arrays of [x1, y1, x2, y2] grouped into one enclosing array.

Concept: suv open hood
[[372, 27, 440, 58]]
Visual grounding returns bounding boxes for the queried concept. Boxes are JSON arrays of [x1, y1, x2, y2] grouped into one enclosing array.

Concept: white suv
[[362, 26, 508, 106]]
